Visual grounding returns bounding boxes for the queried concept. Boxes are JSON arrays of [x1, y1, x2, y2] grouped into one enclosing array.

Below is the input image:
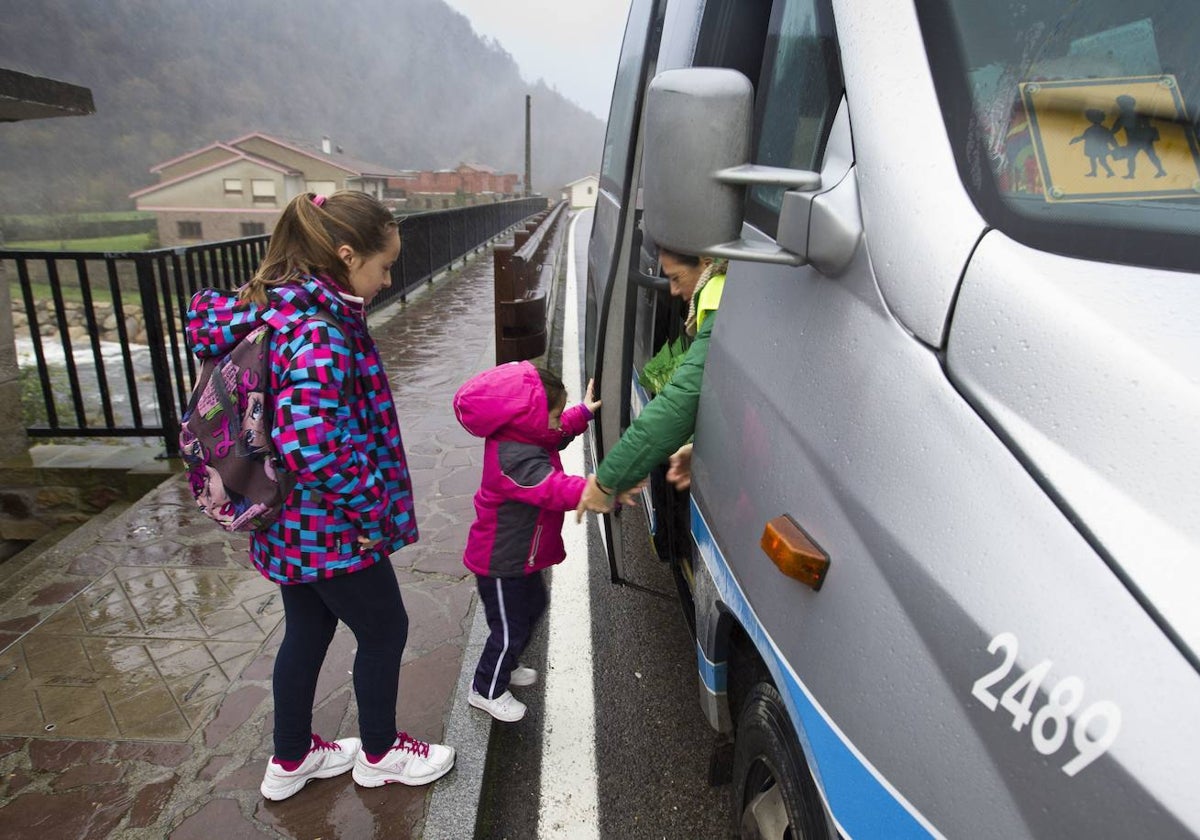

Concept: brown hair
[[535, 366, 567, 413], [239, 191, 398, 305], [657, 246, 700, 267]]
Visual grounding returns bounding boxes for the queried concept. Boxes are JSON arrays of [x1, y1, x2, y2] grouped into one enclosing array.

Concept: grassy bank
[[9, 279, 114, 306], [2, 210, 154, 225], [4, 232, 155, 252]]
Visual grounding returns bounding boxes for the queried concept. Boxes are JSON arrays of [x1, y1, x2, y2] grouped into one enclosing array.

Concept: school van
[[584, 0, 1200, 837]]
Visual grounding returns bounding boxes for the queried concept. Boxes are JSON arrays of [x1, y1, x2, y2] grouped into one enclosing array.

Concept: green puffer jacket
[[596, 274, 724, 492]]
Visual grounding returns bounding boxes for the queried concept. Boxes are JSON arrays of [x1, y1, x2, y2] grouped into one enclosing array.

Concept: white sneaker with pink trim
[[260, 734, 360, 801], [352, 731, 455, 787]]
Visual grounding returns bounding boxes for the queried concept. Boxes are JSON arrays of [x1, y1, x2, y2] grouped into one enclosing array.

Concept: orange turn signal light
[[760, 515, 829, 591]]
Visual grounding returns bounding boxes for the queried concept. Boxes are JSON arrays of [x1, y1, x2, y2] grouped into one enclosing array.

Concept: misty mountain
[[0, 0, 606, 214]]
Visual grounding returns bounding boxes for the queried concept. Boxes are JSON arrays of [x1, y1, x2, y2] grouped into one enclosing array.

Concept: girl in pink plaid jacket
[[189, 191, 454, 801]]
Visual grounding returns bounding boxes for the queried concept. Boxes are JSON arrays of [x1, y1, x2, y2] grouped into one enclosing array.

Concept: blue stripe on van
[[691, 497, 942, 840], [695, 640, 727, 693]]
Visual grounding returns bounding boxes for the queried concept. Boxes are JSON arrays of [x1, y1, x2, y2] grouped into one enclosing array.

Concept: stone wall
[[10, 297, 150, 346], [0, 458, 171, 556], [154, 209, 278, 248]]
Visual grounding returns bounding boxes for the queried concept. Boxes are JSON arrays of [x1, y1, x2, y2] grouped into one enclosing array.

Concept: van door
[[585, 0, 664, 571], [594, 0, 777, 590]]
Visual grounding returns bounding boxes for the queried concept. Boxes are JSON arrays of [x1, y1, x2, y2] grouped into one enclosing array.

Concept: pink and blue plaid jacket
[[186, 275, 417, 584]]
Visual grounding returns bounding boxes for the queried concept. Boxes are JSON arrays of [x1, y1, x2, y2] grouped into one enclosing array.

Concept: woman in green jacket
[[576, 248, 727, 517]]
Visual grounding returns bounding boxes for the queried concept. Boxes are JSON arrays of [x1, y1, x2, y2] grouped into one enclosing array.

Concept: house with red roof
[[131, 133, 406, 246]]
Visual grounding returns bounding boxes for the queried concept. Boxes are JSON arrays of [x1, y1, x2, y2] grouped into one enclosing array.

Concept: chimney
[[524, 95, 532, 197], [321, 136, 332, 155]]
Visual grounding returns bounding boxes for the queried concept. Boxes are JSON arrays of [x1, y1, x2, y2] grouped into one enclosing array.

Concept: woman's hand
[[666, 443, 693, 490], [357, 535, 382, 551], [575, 474, 615, 522], [584, 379, 601, 414]]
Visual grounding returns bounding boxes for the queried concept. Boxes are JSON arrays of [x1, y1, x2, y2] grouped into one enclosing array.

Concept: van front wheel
[[732, 682, 829, 840]]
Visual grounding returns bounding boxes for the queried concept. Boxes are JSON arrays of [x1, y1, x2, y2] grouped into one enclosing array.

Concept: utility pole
[[524, 94, 532, 197]]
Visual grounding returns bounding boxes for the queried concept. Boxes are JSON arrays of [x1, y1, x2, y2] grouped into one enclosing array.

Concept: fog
[[0, 0, 606, 215]]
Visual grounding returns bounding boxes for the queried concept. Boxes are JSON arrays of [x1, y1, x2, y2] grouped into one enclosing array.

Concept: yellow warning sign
[[1019, 75, 1200, 202]]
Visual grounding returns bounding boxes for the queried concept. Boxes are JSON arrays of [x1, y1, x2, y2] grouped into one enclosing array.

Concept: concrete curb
[[424, 597, 494, 839]]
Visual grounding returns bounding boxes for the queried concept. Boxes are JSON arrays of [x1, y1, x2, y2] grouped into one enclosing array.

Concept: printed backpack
[[180, 310, 342, 532]]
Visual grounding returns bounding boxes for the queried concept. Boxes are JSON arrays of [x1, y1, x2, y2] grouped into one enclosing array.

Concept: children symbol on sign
[[1110, 94, 1167, 179], [1069, 108, 1117, 177]]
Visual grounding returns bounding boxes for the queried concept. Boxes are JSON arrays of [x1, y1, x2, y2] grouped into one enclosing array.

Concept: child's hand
[[584, 379, 601, 414]]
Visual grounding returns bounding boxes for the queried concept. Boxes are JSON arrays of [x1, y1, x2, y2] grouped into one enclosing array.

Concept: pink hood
[[453, 361, 560, 448]]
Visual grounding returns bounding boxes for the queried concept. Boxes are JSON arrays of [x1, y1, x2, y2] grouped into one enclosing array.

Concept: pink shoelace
[[310, 734, 342, 753], [396, 731, 430, 758], [273, 734, 341, 771]]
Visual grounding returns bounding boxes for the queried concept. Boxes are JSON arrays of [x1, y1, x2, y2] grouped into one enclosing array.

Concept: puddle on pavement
[[0, 567, 278, 740]]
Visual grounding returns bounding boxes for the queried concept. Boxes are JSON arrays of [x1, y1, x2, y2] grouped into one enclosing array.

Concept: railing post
[[0, 257, 28, 459], [494, 244, 515, 364], [134, 254, 182, 457]]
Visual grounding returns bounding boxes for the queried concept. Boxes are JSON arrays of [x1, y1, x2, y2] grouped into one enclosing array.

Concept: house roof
[[228, 132, 408, 179], [460, 162, 502, 174], [563, 174, 599, 187], [129, 153, 297, 199], [132, 131, 408, 200]]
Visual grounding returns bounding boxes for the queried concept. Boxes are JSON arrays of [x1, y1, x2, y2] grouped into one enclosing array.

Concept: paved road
[[474, 212, 731, 839]]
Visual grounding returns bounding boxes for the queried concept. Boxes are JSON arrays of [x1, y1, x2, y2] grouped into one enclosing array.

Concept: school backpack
[[180, 309, 343, 532]]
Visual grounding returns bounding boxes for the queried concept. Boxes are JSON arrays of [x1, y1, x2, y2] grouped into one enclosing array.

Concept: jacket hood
[[186, 274, 358, 359], [454, 361, 556, 445]]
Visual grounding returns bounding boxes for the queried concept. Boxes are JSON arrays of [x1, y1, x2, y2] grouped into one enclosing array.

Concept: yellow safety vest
[[695, 273, 726, 333]]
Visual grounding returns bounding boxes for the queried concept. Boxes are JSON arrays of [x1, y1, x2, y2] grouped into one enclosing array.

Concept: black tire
[[732, 682, 830, 840]]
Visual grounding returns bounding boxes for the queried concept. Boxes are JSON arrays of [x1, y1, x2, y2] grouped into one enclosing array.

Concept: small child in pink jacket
[[453, 361, 600, 722]]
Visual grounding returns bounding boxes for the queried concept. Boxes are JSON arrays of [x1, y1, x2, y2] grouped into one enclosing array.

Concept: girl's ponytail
[[240, 191, 397, 304]]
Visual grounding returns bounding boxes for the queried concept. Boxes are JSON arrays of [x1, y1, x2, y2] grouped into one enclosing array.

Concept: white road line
[[538, 211, 600, 839]]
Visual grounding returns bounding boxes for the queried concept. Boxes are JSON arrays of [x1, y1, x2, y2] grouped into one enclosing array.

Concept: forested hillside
[[0, 0, 606, 214]]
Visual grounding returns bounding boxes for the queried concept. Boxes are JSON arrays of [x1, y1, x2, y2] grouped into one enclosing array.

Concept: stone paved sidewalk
[[0, 250, 499, 839]]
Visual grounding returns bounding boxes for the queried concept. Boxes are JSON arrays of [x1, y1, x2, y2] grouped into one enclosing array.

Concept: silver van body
[[586, 0, 1200, 838]]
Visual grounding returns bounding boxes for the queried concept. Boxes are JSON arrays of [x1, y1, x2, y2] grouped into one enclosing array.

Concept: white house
[[561, 174, 599, 209]]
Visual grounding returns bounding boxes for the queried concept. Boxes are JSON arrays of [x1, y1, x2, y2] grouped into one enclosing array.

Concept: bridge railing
[[1, 196, 547, 456]]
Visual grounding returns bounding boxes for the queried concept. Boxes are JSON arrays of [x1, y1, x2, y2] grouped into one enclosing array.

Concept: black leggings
[[273, 559, 408, 759]]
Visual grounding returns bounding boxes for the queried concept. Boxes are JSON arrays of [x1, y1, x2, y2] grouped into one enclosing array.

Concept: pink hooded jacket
[[454, 361, 591, 577]]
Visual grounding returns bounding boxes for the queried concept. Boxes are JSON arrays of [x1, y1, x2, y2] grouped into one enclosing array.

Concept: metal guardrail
[[493, 200, 569, 364], [1, 197, 547, 456]]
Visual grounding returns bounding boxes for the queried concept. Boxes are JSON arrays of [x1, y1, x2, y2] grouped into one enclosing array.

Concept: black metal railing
[[1, 197, 546, 456]]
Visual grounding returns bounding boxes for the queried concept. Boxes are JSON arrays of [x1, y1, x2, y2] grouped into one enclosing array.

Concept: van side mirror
[[643, 68, 822, 266]]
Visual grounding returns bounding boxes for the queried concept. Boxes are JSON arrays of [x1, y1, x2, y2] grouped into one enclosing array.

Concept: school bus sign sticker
[[1020, 75, 1200, 203]]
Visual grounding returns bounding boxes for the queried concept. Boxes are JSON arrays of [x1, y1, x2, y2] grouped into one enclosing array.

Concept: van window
[[600, 0, 658, 199], [746, 0, 843, 236], [694, 0, 773, 90], [919, 0, 1200, 271]]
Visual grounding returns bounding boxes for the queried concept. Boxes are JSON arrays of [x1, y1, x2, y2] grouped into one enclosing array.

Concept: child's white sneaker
[[509, 664, 538, 687], [260, 734, 360, 801], [469, 687, 527, 722], [352, 731, 455, 787]]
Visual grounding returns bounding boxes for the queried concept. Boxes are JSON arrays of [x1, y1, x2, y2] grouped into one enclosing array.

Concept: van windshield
[[918, 0, 1200, 271]]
